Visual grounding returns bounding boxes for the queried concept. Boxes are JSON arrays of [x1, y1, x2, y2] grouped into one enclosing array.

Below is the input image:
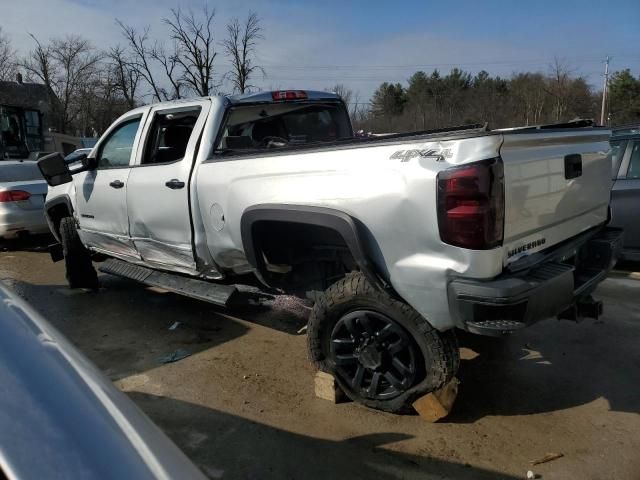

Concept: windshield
[[215, 102, 352, 154]]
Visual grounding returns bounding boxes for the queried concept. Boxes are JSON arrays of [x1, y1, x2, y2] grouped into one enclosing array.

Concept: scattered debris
[[157, 349, 191, 364], [243, 375, 249, 379], [297, 325, 308, 334], [526, 470, 535, 479], [168, 321, 181, 331], [530, 452, 564, 465]]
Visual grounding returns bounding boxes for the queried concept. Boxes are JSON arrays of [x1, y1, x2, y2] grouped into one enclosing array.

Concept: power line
[[220, 54, 639, 71]]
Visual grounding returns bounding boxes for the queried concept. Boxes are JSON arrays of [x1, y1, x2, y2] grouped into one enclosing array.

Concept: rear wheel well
[[251, 220, 358, 296]]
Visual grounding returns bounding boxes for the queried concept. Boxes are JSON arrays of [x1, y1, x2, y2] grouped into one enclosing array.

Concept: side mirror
[[82, 156, 98, 170], [38, 152, 72, 187], [64, 152, 86, 165]]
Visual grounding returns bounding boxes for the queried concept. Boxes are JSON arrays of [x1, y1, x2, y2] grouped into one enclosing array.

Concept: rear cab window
[[213, 102, 352, 156]]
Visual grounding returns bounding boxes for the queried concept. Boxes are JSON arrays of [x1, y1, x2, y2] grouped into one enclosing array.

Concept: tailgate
[[500, 129, 612, 265]]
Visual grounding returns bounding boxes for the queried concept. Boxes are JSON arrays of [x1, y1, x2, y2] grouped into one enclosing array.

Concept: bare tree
[[107, 45, 140, 108], [164, 6, 218, 96], [149, 41, 183, 100], [547, 57, 574, 121], [222, 12, 264, 94], [22, 35, 102, 133], [0, 27, 17, 81], [116, 20, 165, 101], [21, 34, 55, 89], [329, 83, 365, 120], [329, 83, 353, 107], [510, 72, 548, 125]]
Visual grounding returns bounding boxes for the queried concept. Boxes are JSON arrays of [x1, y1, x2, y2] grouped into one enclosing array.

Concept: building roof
[[0, 80, 57, 111]]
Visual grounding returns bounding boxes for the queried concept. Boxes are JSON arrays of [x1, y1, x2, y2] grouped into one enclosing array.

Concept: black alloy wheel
[[329, 309, 419, 400]]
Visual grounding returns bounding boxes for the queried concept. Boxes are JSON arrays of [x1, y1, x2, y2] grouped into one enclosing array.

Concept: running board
[[99, 259, 238, 307]]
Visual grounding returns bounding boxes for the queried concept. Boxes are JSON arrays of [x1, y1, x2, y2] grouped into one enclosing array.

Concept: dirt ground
[[1, 241, 639, 480]]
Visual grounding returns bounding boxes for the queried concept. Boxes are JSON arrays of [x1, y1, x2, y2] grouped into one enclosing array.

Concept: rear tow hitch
[[558, 296, 603, 322]]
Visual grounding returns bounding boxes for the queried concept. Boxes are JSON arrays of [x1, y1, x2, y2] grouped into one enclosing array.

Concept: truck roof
[[134, 90, 342, 113], [227, 90, 341, 104]]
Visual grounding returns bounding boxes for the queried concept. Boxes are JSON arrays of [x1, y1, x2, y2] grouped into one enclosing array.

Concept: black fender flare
[[240, 204, 385, 291], [44, 195, 74, 241]]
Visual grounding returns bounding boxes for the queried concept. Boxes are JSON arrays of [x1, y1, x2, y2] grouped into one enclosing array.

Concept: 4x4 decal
[[389, 148, 452, 162]]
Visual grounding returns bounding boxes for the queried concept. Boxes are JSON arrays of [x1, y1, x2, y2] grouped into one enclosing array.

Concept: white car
[[0, 160, 49, 239], [38, 91, 622, 413]]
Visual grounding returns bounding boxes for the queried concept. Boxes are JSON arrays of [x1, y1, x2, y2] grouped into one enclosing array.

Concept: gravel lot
[[1, 241, 639, 480]]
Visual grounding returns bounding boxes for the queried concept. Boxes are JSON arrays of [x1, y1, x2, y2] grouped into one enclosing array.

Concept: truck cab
[[42, 92, 352, 275]]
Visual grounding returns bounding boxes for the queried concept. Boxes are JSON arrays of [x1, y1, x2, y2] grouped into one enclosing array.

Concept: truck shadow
[[450, 293, 640, 422], [128, 391, 519, 480], [0, 273, 309, 381], [1, 276, 250, 381], [0, 233, 54, 252]]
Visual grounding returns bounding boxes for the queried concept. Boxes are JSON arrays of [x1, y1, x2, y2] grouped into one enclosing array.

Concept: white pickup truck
[[38, 90, 622, 413]]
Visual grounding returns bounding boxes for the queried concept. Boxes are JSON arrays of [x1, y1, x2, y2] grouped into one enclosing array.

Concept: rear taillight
[[271, 90, 308, 101], [0, 190, 31, 203], [437, 158, 504, 250]]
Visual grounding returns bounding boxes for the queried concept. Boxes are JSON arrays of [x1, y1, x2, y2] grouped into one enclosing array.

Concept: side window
[[97, 117, 141, 168], [610, 140, 627, 179], [627, 141, 640, 179], [142, 108, 201, 165]]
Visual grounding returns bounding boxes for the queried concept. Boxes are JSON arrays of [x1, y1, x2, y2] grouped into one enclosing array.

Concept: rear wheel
[[307, 272, 459, 413], [59, 216, 98, 289]]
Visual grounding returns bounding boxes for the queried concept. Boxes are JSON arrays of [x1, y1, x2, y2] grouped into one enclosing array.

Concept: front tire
[[59, 216, 98, 289], [307, 272, 459, 413]]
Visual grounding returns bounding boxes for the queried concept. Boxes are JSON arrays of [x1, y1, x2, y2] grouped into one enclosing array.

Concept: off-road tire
[[59, 216, 98, 289], [307, 272, 459, 414]]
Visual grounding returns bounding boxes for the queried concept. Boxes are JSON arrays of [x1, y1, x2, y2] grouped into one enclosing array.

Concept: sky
[[1, 0, 639, 102]]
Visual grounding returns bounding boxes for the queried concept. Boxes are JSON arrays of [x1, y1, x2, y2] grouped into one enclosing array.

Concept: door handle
[[109, 180, 124, 189], [165, 179, 185, 189]]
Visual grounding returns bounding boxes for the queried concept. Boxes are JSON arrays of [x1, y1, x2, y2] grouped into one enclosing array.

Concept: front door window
[[97, 118, 142, 168]]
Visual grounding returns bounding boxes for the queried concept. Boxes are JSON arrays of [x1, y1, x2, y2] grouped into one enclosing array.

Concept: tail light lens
[[0, 190, 31, 203], [437, 158, 504, 250]]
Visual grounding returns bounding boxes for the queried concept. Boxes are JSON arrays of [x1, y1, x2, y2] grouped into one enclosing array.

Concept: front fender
[[44, 186, 76, 241]]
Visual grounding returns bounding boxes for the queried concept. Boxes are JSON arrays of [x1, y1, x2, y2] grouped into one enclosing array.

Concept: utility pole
[[600, 56, 610, 126]]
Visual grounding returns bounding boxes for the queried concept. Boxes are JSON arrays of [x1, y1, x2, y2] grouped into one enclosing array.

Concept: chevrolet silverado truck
[[37, 90, 622, 413]]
